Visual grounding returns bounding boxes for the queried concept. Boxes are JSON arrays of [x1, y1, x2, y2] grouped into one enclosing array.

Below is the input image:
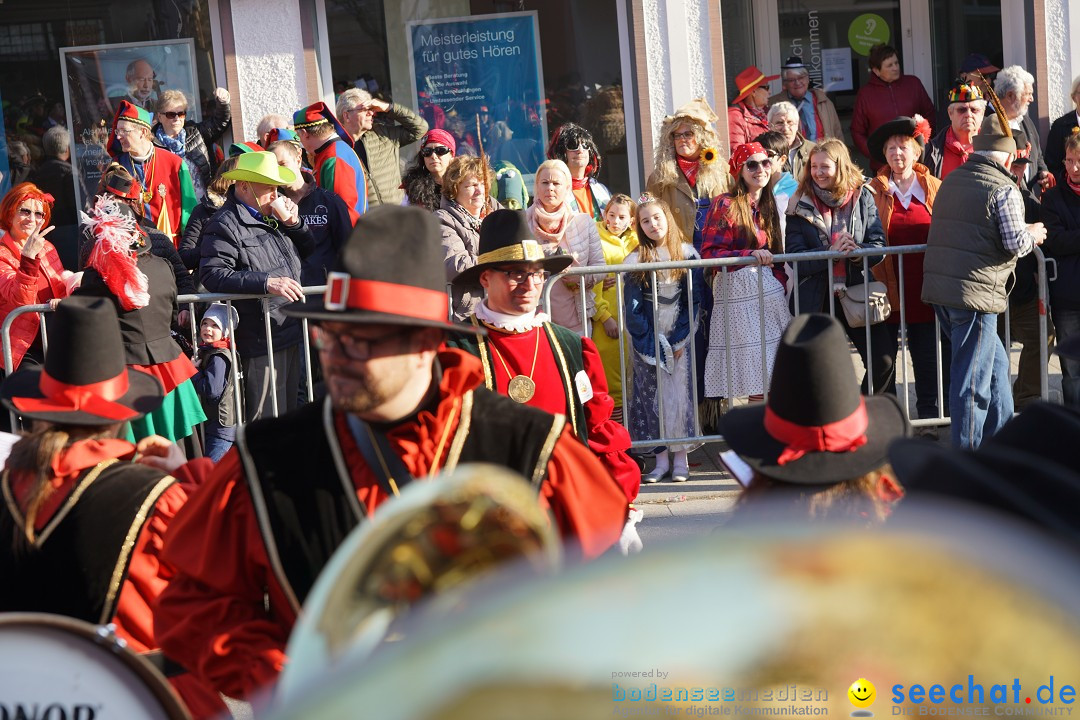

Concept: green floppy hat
[[222, 150, 297, 185]]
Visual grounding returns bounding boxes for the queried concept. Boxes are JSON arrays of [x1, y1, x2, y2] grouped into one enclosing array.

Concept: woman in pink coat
[[727, 66, 780, 152]]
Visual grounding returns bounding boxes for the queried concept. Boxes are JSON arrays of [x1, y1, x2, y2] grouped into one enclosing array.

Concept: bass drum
[[0, 613, 190, 719]]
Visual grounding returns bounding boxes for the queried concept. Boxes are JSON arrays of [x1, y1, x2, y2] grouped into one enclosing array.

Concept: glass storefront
[[1, 0, 219, 265], [323, 0, 632, 195]]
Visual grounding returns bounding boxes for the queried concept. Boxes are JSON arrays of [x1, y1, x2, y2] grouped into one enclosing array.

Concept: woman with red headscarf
[[0, 182, 80, 371]]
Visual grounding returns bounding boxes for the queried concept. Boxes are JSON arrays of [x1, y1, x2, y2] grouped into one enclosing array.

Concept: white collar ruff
[[475, 301, 549, 333]]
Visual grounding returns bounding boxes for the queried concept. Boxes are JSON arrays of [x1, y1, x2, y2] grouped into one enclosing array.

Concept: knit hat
[[729, 141, 768, 177], [421, 129, 456, 155], [202, 302, 240, 338], [947, 82, 984, 104], [293, 102, 352, 147]]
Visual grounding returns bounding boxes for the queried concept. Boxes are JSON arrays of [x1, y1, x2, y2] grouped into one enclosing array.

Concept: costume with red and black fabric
[[0, 232, 71, 370], [154, 349, 628, 701], [448, 313, 640, 504], [113, 146, 197, 247], [0, 438, 225, 719], [313, 137, 368, 225]]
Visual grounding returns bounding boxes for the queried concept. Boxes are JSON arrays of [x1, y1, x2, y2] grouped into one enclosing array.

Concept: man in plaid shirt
[[921, 126, 1047, 449]]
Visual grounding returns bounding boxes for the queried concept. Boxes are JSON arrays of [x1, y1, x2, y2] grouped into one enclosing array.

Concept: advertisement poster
[[821, 48, 853, 92], [407, 12, 547, 189], [60, 39, 201, 211]]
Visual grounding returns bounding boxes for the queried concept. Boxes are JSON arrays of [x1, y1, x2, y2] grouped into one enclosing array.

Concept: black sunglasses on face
[[162, 110, 187, 119], [421, 146, 451, 157], [563, 139, 587, 151]]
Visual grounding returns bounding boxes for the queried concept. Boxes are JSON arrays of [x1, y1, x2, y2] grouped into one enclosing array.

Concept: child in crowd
[[623, 195, 702, 483], [592, 193, 639, 423], [192, 303, 240, 462]]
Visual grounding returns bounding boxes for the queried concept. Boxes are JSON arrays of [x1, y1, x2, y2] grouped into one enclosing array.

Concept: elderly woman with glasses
[[152, 87, 232, 199], [0, 182, 79, 372], [403, 129, 457, 212]]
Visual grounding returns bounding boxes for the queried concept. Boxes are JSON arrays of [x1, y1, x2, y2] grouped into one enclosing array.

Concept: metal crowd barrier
[[541, 244, 1053, 450]]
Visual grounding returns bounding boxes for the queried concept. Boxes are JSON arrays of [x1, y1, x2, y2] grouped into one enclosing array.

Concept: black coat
[[1045, 110, 1079, 179], [151, 93, 231, 193], [74, 251, 184, 365], [179, 196, 223, 272], [78, 220, 194, 296], [1042, 184, 1080, 312], [199, 190, 314, 358]]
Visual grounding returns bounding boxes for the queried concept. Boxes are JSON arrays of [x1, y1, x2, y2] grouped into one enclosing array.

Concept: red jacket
[[850, 73, 936, 167], [727, 102, 771, 153], [0, 232, 70, 370]]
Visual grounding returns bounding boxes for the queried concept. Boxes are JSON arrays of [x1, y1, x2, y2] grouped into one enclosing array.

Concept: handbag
[[837, 281, 891, 327]]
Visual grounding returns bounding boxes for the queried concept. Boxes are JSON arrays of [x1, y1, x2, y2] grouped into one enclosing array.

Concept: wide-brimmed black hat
[[721, 314, 910, 484], [283, 205, 483, 335], [0, 297, 163, 426], [868, 116, 931, 166], [451, 209, 573, 289], [889, 403, 1080, 546]]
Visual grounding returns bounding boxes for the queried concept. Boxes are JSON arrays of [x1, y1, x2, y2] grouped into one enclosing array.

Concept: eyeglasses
[[162, 110, 187, 120], [772, 119, 799, 129], [17, 207, 46, 221], [492, 268, 549, 285], [421, 146, 452, 158], [113, 127, 141, 137], [672, 131, 696, 141], [311, 325, 406, 361], [744, 158, 774, 172], [783, 75, 809, 85]]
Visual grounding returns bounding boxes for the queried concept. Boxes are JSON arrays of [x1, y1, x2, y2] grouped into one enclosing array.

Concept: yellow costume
[[592, 220, 639, 422]]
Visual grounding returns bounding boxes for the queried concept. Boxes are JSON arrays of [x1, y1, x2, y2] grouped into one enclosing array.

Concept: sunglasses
[[421, 146, 452, 158], [162, 110, 187, 120], [563, 139, 588, 151], [17, 207, 46, 221], [744, 158, 774, 172]]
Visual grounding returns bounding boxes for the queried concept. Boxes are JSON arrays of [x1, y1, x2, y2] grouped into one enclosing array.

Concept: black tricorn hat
[[867, 116, 930, 166], [889, 403, 1080, 546], [0, 297, 163, 425], [283, 205, 482, 335], [721, 314, 910, 484], [451, 209, 573, 288]]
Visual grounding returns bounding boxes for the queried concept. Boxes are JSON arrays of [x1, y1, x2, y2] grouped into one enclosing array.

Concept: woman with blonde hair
[[152, 87, 232, 197], [525, 158, 605, 334], [437, 154, 500, 320], [786, 138, 892, 395]]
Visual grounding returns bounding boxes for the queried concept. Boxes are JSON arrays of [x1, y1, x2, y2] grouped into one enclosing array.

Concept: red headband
[[729, 142, 768, 177], [422, 129, 456, 155], [324, 274, 449, 322], [14, 370, 137, 421], [763, 398, 869, 466]]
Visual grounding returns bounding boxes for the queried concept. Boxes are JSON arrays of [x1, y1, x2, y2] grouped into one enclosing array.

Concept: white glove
[[619, 507, 644, 555], [214, 87, 231, 104]]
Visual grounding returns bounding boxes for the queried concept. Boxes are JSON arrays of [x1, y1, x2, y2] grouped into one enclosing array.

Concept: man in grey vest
[[922, 129, 1047, 450]]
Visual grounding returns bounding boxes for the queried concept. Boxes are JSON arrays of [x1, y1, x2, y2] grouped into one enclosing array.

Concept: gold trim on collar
[[476, 239, 545, 266], [531, 414, 566, 487], [473, 316, 496, 392], [101, 473, 177, 624], [2, 458, 120, 547], [542, 323, 580, 439]]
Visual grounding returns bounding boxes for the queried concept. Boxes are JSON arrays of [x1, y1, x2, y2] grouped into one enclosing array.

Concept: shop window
[[323, 0, 632, 195]]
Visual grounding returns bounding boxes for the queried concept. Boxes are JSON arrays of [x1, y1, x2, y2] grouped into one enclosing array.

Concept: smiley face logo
[[848, 678, 876, 714]]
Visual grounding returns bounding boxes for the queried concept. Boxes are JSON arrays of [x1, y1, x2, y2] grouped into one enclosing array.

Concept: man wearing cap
[[109, 100, 197, 246], [727, 65, 779, 151], [958, 53, 1000, 98], [155, 205, 628, 701], [923, 82, 986, 179], [337, 87, 428, 207], [449, 209, 640, 508], [294, 101, 368, 224], [198, 150, 314, 421], [921, 123, 1047, 449], [768, 56, 843, 143]]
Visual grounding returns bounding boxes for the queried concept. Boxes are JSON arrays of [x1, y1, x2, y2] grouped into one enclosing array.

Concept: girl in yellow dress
[[592, 194, 639, 423]]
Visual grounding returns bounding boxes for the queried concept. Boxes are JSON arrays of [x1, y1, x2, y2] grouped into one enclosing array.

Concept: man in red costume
[[108, 100, 197, 246], [154, 205, 628, 701], [449, 209, 642, 544]]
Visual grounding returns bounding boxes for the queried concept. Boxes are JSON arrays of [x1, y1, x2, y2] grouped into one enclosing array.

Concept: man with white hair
[[923, 82, 986, 179], [256, 114, 291, 147], [337, 87, 427, 207], [921, 127, 1047, 450], [767, 56, 843, 142], [767, 101, 815, 182], [989, 65, 1053, 196]]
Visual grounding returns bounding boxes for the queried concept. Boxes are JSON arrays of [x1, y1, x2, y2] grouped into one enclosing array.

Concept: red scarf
[[677, 155, 699, 188], [941, 127, 972, 179], [571, 176, 588, 190], [201, 339, 231, 350]]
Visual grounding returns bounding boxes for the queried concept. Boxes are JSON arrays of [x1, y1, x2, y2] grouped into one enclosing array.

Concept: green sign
[[848, 13, 890, 56]]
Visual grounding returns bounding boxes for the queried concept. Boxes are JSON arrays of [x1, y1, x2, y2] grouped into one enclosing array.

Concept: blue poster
[[408, 12, 547, 187], [0, 87, 11, 198]]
